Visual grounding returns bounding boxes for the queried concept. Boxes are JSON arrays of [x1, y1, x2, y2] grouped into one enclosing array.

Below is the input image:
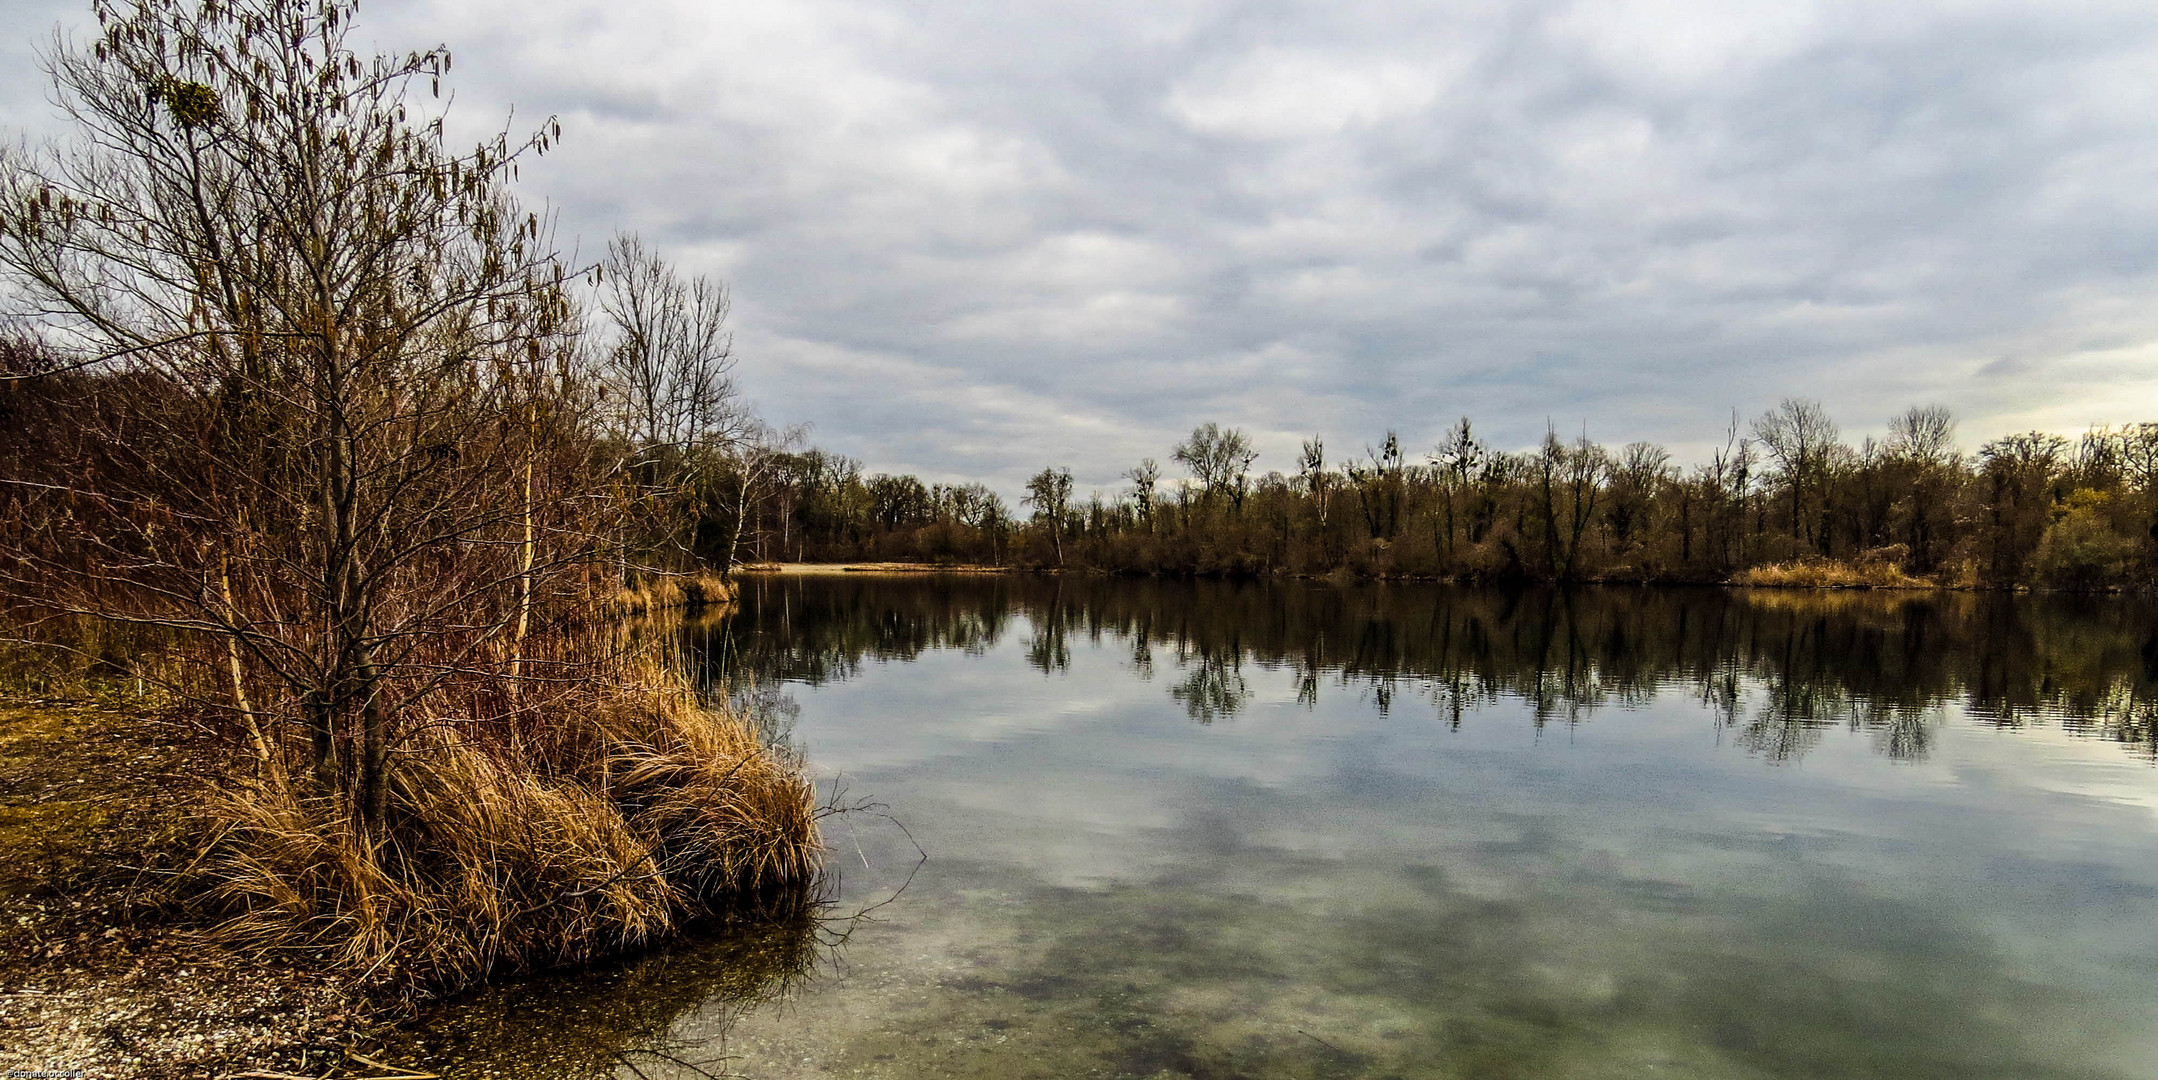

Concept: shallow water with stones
[[407, 578, 2158, 1079]]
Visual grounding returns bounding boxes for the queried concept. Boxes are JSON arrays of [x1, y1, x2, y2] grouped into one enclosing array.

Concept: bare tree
[[1532, 427, 1607, 578], [2122, 423, 2158, 496], [1977, 431, 2069, 582], [1884, 405, 1959, 569], [1606, 441, 1672, 555], [595, 232, 743, 453], [0, 0, 587, 828], [591, 233, 748, 575], [1346, 431, 1406, 539], [1024, 466, 1074, 565], [1429, 419, 1482, 558], [1297, 435, 1334, 534], [713, 419, 805, 576], [1699, 410, 1756, 567], [1172, 422, 1258, 507], [1752, 398, 1840, 549], [1125, 458, 1161, 533], [1887, 404, 1957, 465]]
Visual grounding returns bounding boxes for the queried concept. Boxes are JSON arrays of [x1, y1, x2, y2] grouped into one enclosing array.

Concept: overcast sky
[[9, 0, 2158, 496]]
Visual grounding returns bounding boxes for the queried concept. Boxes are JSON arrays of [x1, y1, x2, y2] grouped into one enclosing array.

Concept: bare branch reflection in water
[[1024, 617, 1072, 677], [1170, 647, 1247, 725], [381, 894, 831, 1079], [702, 577, 2158, 764]]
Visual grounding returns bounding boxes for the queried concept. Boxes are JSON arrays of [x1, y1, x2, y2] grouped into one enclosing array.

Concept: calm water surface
[[415, 579, 2158, 1079]]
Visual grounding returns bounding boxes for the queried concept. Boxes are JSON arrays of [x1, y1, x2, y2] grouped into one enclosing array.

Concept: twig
[[616, 1045, 735, 1079], [346, 1049, 440, 1078], [1298, 1028, 1349, 1055], [843, 814, 871, 869], [819, 803, 927, 926]]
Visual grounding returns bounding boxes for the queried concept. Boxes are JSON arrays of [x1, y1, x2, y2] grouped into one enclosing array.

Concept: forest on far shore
[[697, 402, 2158, 590]]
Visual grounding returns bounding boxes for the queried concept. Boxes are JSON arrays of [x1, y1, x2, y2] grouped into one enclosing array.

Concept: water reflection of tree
[[1171, 645, 1248, 724], [1025, 614, 1072, 676], [386, 897, 830, 1078], [726, 681, 804, 765], [687, 577, 2158, 764], [1873, 705, 1935, 761], [702, 576, 1021, 687]]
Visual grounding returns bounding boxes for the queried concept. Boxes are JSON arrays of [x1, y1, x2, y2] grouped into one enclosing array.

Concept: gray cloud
[[10, 0, 2158, 496]]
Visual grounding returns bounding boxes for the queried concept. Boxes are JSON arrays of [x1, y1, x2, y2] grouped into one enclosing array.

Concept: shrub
[[2031, 506, 2137, 591]]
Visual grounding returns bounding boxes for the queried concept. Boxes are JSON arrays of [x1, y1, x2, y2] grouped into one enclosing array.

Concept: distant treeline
[[710, 403, 2158, 589], [693, 576, 2158, 762]]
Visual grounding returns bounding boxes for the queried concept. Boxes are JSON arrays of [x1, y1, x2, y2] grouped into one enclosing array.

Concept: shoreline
[[0, 696, 368, 1079], [732, 562, 2132, 593], [737, 562, 1023, 575]]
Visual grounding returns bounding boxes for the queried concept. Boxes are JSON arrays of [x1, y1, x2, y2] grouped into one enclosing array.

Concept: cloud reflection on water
[[626, 580, 2158, 1079]]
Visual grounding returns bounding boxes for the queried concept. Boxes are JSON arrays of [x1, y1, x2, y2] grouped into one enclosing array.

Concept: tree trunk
[[357, 649, 389, 830], [511, 458, 534, 683], [219, 555, 283, 787], [723, 478, 751, 579]]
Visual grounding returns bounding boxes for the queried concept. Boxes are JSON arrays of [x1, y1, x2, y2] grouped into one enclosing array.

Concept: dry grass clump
[[197, 670, 819, 993], [1731, 552, 1931, 590], [607, 572, 739, 615]]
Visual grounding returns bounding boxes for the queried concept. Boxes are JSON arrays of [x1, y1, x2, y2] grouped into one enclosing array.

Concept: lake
[[406, 577, 2158, 1079]]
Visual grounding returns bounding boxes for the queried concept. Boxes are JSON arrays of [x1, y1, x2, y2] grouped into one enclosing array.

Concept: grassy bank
[[0, 641, 823, 1077]]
